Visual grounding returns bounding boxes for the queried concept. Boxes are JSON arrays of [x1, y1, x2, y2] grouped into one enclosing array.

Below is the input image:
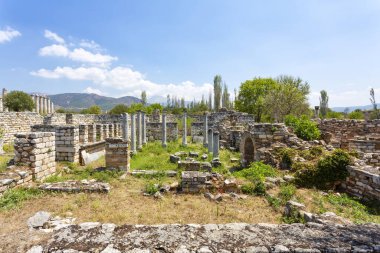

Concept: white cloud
[[69, 48, 117, 65], [0, 27, 21, 43], [83, 86, 106, 96], [79, 40, 101, 51], [39, 44, 69, 57], [39, 44, 117, 65], [31, 66, 213, 100], [44, 30, 65, 44]]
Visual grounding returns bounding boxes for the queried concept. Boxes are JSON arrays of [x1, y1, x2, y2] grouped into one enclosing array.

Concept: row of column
[[123, 111, 147, 154], [79, 123, 123, 145], [31, 95, 54, 114]]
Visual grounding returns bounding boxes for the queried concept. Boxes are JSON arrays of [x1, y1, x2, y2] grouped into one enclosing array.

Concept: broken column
[[208, 129, 213, 153], [162, 112, 167, 148], [142, 112, 147, 145], [2, 88, 8, 112], [137, 111, 142, 150], [105, 138, 130, 171], [203, 112, 208, 147], [213, 131, 220, 158], [0, 97, 3, 112], [314, 106, 320, 119], [182, 112, 187, 147], [131, 113, 137, 154], [122, 113, 129, 141]]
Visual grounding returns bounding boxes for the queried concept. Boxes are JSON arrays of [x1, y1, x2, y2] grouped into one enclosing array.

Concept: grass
[[0, 155, 11, 173], [233, 162, 278, 182], [0, 188, 45, 210]]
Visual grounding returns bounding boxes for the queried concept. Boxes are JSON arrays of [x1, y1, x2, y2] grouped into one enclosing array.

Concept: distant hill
[[50, 93, 142, 111], [331, 104, 380, 112]]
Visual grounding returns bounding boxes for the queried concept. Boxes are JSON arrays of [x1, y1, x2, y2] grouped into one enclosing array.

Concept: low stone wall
[[14, 132, 56, 181], [349, 139, 380, 153], [318, 119, 380, 149], [0, 112, 44, 143], [360, 153, 380, 167], [146, 122, 178, 141], [66, 114, 122, 125], [32, 222, 380, 252], [0, 166, 33, 196], [340, 165, 380, 201]]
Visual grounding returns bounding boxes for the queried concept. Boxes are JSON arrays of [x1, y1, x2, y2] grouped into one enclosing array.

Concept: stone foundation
[[105, 138, 130, 171]]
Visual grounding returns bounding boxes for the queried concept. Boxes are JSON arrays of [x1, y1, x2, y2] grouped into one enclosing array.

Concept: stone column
[[39, 96, 44, 114], [122, 113, 129, 141], [213, 131, 220, 158], [314, 106, 320, 119], [31, 95, 36, 112], [162, 112, 167, 148], [88, 124, 96, 143], [182, 112, 187, 147], [137, 111, 142, 150], [34, 95, 39, 114], [208, 129, 213, 153], [79, 125, 88, 144], [43, 96, 47, 114], [142, 112, 147, 145], [203, 112, 208, 147], [0, 97, 3, 112], [109, 124, 114, 138], [103, 124, 109, 139], [131, 113, 137, 154], [51, 102, 55, 113], [47, 98, 51, 113], [96, 124, 103, 141]]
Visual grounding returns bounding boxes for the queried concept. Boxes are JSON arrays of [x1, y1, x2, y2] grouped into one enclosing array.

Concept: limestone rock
[[27, 211, 51, 229]]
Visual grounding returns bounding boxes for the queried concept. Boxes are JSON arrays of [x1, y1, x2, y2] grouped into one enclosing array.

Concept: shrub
[[233, 162, 277, 182], [81, 105, 102, 114], [295, 149, 351, 189], [279, 148, 296, 169], [279, 184, 296, 204], [348, 110, 364, 120], [253, 181, 266, 196], [266, 195, 281, 210], [285, 115, 320, 141], [4, 91, 35, 112], [144, 182, 159, 195], [241, 183, 255, 195]]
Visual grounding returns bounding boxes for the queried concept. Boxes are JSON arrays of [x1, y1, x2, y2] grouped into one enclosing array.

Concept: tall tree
[[213, 75, 222, 111], [320, 90, 329, 118], [235, 77, 277, 122], [370, 88, 379, 119], [141, 91, 147, 105], [222, 82, 230, 109], [3, 90, 34, 112], [166, 94, 170, 108]]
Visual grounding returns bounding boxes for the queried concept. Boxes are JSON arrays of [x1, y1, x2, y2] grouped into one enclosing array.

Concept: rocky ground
[[21, 213, 380, 253]]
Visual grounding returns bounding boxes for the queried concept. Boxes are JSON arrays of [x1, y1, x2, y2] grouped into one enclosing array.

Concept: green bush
[[285, 115, 321, 141], [253, 181, 266, 196], [144, 182, 159, 195], [295, 149, 351, 189], [0, 188, 44, 210], [279, 184, 296, 204], [4, 91, 35, 112], [348, 110, 364, 119], [241, 183, 255, 195], [81, 105, 102, 114], [233, 162, 277, 182], [279, 148, 296, 169]]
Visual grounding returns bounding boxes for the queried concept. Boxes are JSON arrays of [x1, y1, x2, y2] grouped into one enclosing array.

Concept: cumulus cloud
[[0, 27, 21, 43], [31, 66, 213, 100], [38, 44, 117, 65], [44, 30, 65, 44]]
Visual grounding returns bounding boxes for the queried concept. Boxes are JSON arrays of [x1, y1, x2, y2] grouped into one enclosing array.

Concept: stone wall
[[14, 132, 56, 181], [0, 112, 44, 143], [340, 165, 380, 201], [360, 153, 380, 167], [66, 114, 123, 125], [79, 141, 106, 166], [318, 119, 380, 149], [146, 122, 178, 141], [349, 139, 380, 153]]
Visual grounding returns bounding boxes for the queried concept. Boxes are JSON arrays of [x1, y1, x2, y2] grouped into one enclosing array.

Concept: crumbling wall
[[146, 122, 178, 141], [318, 119, 380, 149], [0, 112, 44, 143]]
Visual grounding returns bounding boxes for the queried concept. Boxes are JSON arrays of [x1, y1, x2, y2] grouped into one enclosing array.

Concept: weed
[[144, 181, 159, 195], [0, 188, 45, 210], [278, 184, 296, 204], [233, 162, 277, 182]]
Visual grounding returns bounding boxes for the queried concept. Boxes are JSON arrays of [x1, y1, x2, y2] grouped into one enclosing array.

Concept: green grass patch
[[0, 155, 11, 173], [0, 188, 45, 210], [233, 162, 277, 182]]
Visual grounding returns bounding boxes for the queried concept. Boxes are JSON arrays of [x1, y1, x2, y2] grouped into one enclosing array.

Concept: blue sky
[[0, 0, 379, 107]]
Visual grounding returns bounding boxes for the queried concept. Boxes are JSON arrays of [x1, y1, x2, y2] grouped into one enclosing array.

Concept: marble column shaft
[[131, 114, 137, 153], [162, 113, 167, 148], [137, 111, 142, 150], [213, 131, 220, 158], [208, 129, 213, 153], [203, 113, 208, 147], [142, 112, 147, 145], [122, 113, 129, 141], [182, 113, 187, 146]]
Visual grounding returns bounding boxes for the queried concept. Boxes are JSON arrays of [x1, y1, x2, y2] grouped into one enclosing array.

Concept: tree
[[213, 75, 222, 111], [81, 105, 102, 114], [3, 90, 34, 112], [319, 90, 329, 118], [109, 104, 129, 114], [235, 77, 277, 122], [222, 82, 230, 109], [141, 91, 147, 106], [370, 88, 379, 119], [264, 76, 310, 122], [166, 94, 171, 108]]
